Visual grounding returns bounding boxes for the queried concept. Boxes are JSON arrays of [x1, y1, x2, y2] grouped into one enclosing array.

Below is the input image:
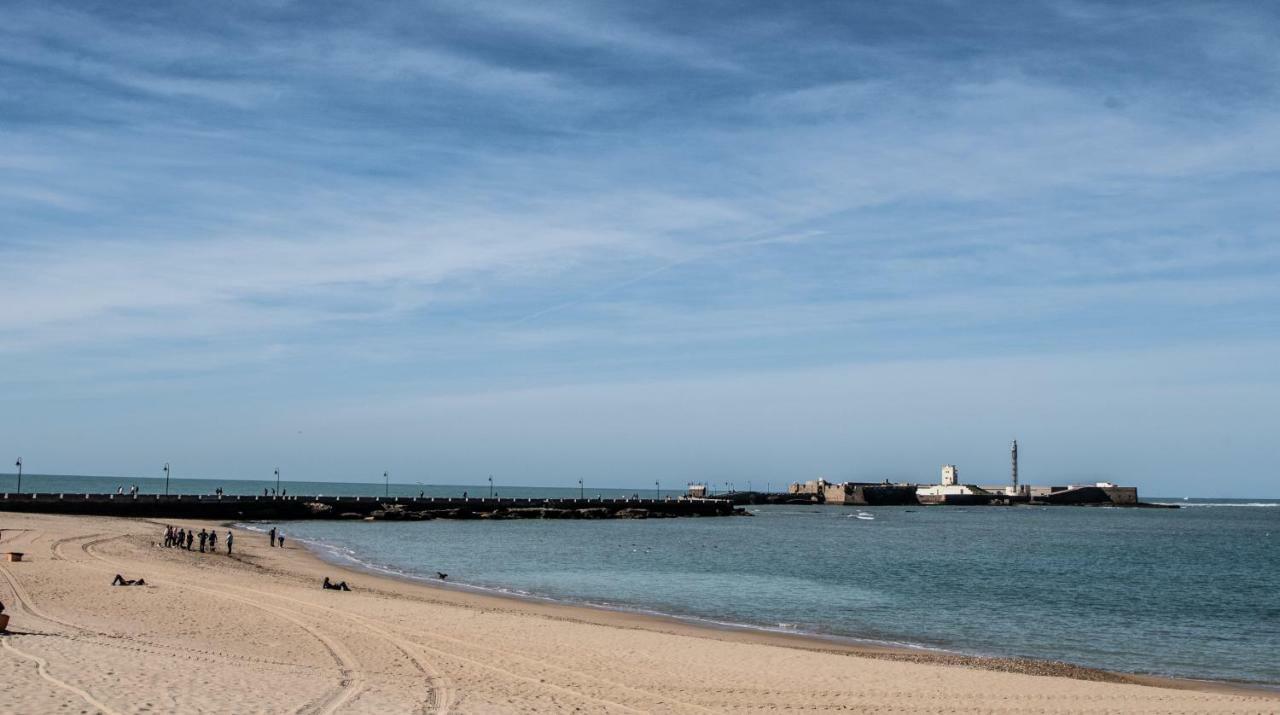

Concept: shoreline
[[275, 522, 1279, 698], [2, 511, 1275, 712]]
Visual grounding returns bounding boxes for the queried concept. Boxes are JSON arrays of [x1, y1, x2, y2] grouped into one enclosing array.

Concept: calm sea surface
[[282, 500, 1279, 686], [6, 475, 1277, 685]]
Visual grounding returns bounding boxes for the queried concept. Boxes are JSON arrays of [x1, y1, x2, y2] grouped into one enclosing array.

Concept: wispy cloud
[[1, 0, 1277, 492]]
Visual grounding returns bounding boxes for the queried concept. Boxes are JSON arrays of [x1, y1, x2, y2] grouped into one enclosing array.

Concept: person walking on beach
[[268, 527, 276, 547], [185, 530, 193, 550], [198, 529, 207, 553], [176, 528, 185, 549], [226, 531, 234, 555], [209, 530, 217, 551]]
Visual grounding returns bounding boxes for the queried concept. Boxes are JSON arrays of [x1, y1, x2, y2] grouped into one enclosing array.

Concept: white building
[[940, 465, 959, 486]]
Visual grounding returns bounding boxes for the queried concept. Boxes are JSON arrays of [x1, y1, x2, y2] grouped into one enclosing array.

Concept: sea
[[6, 474, 1278, 686]]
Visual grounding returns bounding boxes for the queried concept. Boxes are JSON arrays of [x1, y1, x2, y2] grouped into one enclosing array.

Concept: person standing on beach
[[185, 530, 193, 550], [226, 531, 234, 555], [268, 527, 276, 547], [198, 529, 207, 553], [209, 531, 217, 551], [176, 528, 185, 548]]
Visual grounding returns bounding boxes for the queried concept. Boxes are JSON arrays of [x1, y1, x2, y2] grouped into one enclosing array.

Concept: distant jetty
[[0, 493, 745, 521]]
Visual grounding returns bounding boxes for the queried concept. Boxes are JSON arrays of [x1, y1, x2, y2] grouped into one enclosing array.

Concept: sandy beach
[[0, 512, 1274, 714]]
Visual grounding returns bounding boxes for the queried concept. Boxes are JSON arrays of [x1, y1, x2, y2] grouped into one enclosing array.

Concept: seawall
[[0, 492, 740, 520]]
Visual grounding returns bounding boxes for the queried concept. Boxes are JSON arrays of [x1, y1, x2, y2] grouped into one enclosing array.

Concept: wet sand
[[0, 512, 1274, 713]]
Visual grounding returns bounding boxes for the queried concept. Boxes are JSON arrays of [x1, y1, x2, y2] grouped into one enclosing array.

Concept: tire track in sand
[[74, 533, 365, 715], [81, 533, 452, 715], [208, 536, 721, 713], [220, 577, 712, 714], [51, 532, 107, 561], [1, 638, 119, 714], [15, 532, 347, 675], [211, 581, 458, 715], [0, 562, 122, 714]]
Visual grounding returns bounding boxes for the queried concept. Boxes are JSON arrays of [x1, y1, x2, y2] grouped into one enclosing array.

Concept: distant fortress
[[696, 441, 1148, 507]]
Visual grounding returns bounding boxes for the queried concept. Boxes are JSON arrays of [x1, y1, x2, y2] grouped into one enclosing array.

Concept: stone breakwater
[[356, 503, 736, 520], [0, 492, 745, 520]]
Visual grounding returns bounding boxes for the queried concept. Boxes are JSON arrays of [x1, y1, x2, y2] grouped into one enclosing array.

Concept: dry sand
[[0, 512, 1275, 714]]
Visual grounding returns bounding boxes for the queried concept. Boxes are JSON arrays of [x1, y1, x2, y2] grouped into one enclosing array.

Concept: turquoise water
[[273, 501, 1279, 686]]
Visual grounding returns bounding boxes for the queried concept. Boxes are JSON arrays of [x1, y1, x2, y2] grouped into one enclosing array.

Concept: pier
[[0, 492, 742, 520]]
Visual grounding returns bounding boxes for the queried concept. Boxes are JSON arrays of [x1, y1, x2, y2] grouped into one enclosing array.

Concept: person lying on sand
[[322, 577, 351, 591], [111, 574, 146, 586]]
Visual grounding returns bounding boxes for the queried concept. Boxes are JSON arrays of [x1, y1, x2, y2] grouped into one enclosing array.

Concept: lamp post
[[384, 471, 389, 499], [163, 462, 170, 496], [274, 468, 280, 497], [654, 480, 660, 500], [15, 457, 22, 494], [578, 479, 583, 500], [488, 474, 493, 499]]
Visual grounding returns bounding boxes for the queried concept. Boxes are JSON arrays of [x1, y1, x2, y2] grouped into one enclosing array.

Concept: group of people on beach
[[163, 525, 233, 554], [267, 526, 285, 548]]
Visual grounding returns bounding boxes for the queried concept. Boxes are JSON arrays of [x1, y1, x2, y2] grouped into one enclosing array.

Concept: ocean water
[[272, 500, 1279, 686]]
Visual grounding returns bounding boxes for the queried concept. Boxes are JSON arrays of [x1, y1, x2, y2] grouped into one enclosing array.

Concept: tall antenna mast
[[1011, 440, 1019, 493]]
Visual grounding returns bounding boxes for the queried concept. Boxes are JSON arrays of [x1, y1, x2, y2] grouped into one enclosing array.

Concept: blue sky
[[2, 1, 1277, 496]]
